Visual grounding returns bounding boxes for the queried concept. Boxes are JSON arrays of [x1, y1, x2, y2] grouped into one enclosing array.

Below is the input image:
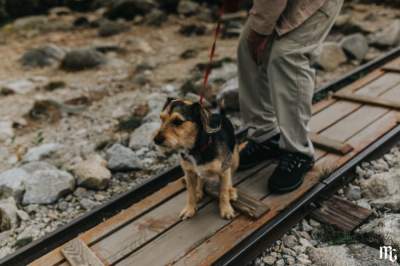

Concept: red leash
[[200, 7, 224, 106]]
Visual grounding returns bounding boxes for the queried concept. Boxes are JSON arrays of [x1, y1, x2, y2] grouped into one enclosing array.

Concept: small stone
[[0, 168, 29, 202], [340, 33, 369, 61], [302, 220, 313, 232], [299, 238, 313, 248], [179, 24, 207, 36], [106, 144, 143, 171], [80, 198, 98, 210], [1, 79, 36, 95], [297, 254, 311, 265], [145, 9, 167, 26], [16, 210, 30, 221], [344, 184, 362, 201], [23, 143, 63, 162], [263, 256, 276, 265], [313, 42, 347, 71], [61, 48, 106, 71], [177, 0, 199, 16], [369, 20, 400, 48], [0, 198, 19, 232], [15, 228, 33, 248], [0, 121, 14, 142], [275, 259, 285, 266], [98, 20, 129, 37], [282, 235, 297, 249], [74, 154, 112, 190]]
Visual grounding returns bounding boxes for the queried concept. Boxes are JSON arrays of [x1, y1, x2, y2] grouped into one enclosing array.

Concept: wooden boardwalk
[[31, 57, 400, 266]]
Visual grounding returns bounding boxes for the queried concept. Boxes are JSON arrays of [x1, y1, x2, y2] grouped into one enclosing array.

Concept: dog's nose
[[154, 134, 165, 145]]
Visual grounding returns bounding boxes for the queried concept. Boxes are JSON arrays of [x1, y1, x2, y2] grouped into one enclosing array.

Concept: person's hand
[[247, 29, 270, 64], [223, 0, 240, 13]]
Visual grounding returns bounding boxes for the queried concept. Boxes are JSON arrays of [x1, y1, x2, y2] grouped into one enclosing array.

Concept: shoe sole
[[269, 175, 304, 194]]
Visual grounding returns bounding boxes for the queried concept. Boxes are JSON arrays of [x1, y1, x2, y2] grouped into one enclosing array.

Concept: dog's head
[[153, 98, 220, 150]]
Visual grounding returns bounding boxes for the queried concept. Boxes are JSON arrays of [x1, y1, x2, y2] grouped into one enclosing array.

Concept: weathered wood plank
[[311, 195, 372, 232], [61, 239, 104, 266], [90, 163, 269, 264], [333, 92, 400, 110], [204, 180, 270, 219], [310, 133, 354, 155], [174, 111, 398, 266]]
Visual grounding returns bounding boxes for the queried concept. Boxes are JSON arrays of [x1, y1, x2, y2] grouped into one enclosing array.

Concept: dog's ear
[[191, 102, 221, 134], [162, 97, 176, 112]]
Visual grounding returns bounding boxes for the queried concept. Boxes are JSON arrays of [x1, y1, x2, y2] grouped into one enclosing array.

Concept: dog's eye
[[172, 119, 184, 126]]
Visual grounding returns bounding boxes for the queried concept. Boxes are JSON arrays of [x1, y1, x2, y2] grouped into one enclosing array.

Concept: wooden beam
[[204, 180, 270, 219], [61, 239, 104, 266], [333, 92, 400, 110], [310, 195, 372, 232], [310, 133, 354, 155]]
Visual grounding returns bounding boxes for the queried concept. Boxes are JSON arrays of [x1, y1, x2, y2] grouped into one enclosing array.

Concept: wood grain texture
[[333, 92, 400, 110], [311, 196, 372, 232], [310, 133, 354, 155], [61, 239, 104, 266]]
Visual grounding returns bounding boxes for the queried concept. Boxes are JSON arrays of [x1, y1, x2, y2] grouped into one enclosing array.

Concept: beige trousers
[[238, 0, 343, 157]]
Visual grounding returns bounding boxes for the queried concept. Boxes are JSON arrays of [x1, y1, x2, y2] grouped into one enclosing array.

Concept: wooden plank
[[61, 239, 104, 266], [204, 180, 270, 219], [114, 165, 277, 266], [175, 111, 398, 266], [333, 92, 400, 110], [382, 57, 400, 73], [311, 195, 372, 232], [310, 133, 354, 155], [90, 163, 269, 265], [29, 178, 186, 266], [311, 68, 384, 115], [310, 73, 400, 133]]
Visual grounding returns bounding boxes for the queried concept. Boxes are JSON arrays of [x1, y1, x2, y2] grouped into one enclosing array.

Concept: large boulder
[[369, 20, 400, 48], [74, 155, 111, 190], [356, 214, 400, 252], [61, 48, 106, 71], [308, 244, 395, 266], [21, 162, 75, 205], [340, 33, 369, 61], [20, 44, 65, 68], [359, 168, 400, 211], [105, 0, 158, 20], [129, 121, 160, 150], [106, 144, 143, 171], [313, 42, 347, 71]]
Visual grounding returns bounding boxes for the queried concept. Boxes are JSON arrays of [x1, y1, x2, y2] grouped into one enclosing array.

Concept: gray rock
[[98, 20, 129, 37], [0, 198, 19, 232], [0, 168, 28, 202], [23, 143, 63, 162], [301, 220, 313, 232], [74, 154, 111, 190], [61, 48, 106, 71], [340, 33, 369, 61], [263, 256, 276, 265], [275, 259, 285, 266], [356, 214, 400, 252], [313, 42, 347, 71], [129, 122, 160, 150], [80, 198, 98, 210], [21, 162, 75, 205], [1, 79, 36, 95], [143, 93, 167, 122], [0, 121, 14, 142], [360, 169, 400, 211], [344, 184, 362, 201], [369, 20, 400, 48], [15, 228, 34, 248], [297, 254, 312, 265], [177, 0, 199, 16], [106, 0, 158, 20], [20, 44, 65, 68], [145, 9, 167, 26], [309, 244, 396, 266], [217, 77, 239, 111], [282, 235, 298, 249], [106, 144, 143, 171]]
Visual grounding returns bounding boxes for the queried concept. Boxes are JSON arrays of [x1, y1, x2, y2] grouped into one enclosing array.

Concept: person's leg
[[238, 21, 280, 143], [267, 0, 344, 192], [237, 21, 281, 169]]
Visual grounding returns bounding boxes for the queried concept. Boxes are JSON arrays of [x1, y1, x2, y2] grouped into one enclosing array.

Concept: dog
[[153, 98, 239, 220]]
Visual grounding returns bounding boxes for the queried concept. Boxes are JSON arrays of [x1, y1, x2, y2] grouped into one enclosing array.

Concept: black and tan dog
[[154, 98, 239, 220]]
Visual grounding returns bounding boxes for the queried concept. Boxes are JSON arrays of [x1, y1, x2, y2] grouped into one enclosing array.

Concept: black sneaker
[[268, 152, 314, 193], [239, 135, 281, 170]]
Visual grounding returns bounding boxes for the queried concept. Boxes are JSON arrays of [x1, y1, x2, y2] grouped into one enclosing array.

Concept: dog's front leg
[[180, 171, 198, 220], [196, 177, 205, 201], [219, 169, 236, 219]]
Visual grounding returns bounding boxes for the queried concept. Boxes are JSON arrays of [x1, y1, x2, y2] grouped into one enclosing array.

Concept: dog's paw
[[220, 204, 235, 220], [229, 187, 238, 201], [180, 205, 196, 220]]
